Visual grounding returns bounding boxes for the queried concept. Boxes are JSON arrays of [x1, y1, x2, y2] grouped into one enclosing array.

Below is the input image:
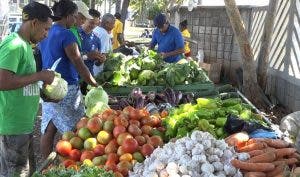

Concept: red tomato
[[129, 119, 140, 127], [141, 144, 154, 157], [117, 133, 133, 146], [128, 124, 142, 136], [148, 135, 163, 148], [141, 125, 153, 135], [80, 150, 95, 161], [76, 117, 88, 130], [107, 153, 119, 164], [105, 161, 117, 172], [135, 135, 146, 146], [93, 144, 106, 156], [56, 140, 72, 156], [129, 109, 140, 120], [114, 117, 129, 128], [113, 125, 126, 138], [123, 106, 135, 116], [117, 146, 126, 156], [69, 149, 81, 161], [102, 109, 118, 121], [105, 139, 118, 154], [62, 159, 76, 168], [122, 138, 138, 153], [139, 109, 150, 118]]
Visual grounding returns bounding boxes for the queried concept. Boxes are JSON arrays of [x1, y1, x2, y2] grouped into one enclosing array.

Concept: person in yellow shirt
[[112, 12, 124, 50], [180, 20, 191, 57]]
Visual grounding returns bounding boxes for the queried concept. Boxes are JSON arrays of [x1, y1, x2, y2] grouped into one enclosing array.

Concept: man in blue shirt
[[79, 9, 105, 76], [150, 13, 185, 63]]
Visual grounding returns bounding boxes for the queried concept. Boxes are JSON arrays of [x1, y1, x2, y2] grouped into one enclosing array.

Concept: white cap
[[75, 1, 93, 19]]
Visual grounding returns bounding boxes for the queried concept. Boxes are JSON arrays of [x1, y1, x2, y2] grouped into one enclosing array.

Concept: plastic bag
[[224, 114, 272, 134], [196, 49, 204, 63]]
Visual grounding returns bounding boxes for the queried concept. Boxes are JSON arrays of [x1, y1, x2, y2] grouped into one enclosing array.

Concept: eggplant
[[147, 91, 156, 103], [134, 96, 145, 109], [119, 97, 130, 109], [174, 91, 183, 106]]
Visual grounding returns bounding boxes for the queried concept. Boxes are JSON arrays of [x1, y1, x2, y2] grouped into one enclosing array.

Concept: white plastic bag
[[196, 49, 204, 63]]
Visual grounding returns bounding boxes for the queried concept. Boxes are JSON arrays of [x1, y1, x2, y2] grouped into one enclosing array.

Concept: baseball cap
[[22, 2, 61, 22], [154, 13, 167, 28], [75, 1, 93, 19]]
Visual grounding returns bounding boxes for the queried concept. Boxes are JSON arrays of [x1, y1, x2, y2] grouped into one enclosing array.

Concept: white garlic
[[192, 154, 207, 163], [237, 152, 250, 161], [153, 160, 166, 171], [158, 169, 168, 177], [208, 155, 220, 163], [233, 170, 243, 177], [224, 164, 236, 176], [166, 162, 179, 175], [215, 171, 226, 177], [169, 174, 180, 177], [222, 149, 233, 159], [182, 175, 191, 177], [179, 165, 189, 175], [202, 139, 212, 150], [192, 144, 204, 155], [201, 163, 214, 173], [212, 161, 223, 172]]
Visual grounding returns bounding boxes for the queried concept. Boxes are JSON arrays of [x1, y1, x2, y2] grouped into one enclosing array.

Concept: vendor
[[149, 13, 185, 63], [179, 20, 191, 58]]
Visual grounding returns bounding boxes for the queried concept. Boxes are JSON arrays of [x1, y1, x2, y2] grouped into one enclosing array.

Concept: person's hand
[[97, 53, 106, 63], [39, 70, 55, 85], [87, 51, 103, 61], [160, 52, 167, 59]]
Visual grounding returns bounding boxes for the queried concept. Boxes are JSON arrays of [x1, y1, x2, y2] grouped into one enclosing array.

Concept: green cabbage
[[137, 70, 156, 85], [141, 57, 156, 70], [86, 102, 110, 118], [85, 86, 108, 108], [42, 73, 68, 100]]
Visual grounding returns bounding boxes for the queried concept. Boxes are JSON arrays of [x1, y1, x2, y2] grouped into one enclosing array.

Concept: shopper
[[79, 9, 105, 94], [150, 13, 185, 63], [112, 12, 125, 50], [179, 19, 191, 58], [70, 1, 93, 49], [93, 13, 115, 75], [0, 2, 57, 176], [39, 0, 98, 159]]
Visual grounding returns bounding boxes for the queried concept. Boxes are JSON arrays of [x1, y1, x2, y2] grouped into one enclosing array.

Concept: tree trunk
[[91, 0, 96, 9], [115, 0, 121, 13], [257, 0, 278, 91], [224, 0, 266, 108], [120, 0, 130, 24]]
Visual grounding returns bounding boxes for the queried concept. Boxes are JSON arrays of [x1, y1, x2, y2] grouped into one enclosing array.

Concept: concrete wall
[[170, 1, 300, 111]]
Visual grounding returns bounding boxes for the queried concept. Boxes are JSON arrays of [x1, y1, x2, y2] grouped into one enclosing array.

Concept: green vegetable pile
[[95, 49, 211, 87], [32, 165, 114, 177], [163, 97, 267, 140]]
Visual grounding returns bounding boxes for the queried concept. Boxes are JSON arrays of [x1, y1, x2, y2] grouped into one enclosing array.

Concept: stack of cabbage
[[42, 72, 68, 101], [84, 86, 109, 118]]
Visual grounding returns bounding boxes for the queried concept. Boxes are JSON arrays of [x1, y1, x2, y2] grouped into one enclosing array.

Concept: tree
[[257, 0, 278, 91], [120, 0, 130, 23], [224, 0, 266, 107], [115, 0, 121, 12]]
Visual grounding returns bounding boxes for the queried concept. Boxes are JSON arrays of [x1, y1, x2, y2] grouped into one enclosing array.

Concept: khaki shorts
[[0, 134, 35, 177]]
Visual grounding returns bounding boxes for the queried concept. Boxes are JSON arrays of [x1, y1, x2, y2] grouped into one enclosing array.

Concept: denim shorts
[[41, 85, 85, 134], [0, 134, 34, 177]]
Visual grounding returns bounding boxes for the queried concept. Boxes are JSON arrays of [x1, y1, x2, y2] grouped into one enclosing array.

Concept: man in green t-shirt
[[0, 2, 59, 176]]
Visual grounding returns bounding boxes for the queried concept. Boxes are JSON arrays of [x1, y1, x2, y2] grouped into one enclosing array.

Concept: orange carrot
[[272, 160, 286, 166], [238, 142, 268, 152], [248, 150, 264, 157], [275, 148, 297, 158], [247, 151, 277, 163], [231, 159, 275, 172], [266, 164, 287, 177], [264, 139, 290, 149], [244, 172, 266, 177], [283, 158, 298, 165], [247, 138, 290, 149], [288, 152, 300, 160]]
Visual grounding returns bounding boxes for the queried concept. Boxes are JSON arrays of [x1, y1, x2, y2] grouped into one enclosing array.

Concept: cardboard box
[[199, 60, 222, 84]]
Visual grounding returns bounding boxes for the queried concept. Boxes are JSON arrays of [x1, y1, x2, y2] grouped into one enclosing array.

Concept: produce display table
[[103, 82, 216, 97]]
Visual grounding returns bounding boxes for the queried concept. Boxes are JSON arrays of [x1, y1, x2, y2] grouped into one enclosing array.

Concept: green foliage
[[32, 165, 114, 177]]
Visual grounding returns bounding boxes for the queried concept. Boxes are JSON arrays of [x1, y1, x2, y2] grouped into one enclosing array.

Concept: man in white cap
[[70, 1, 93, 49]]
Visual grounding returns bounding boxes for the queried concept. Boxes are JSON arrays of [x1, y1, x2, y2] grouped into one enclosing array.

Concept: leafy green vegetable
[[32, 165, 114, 177], [86, 102, 110, 118], [137, 70, 156, 85], [42, 72, 68, 101], [84, 86, 109, 108]]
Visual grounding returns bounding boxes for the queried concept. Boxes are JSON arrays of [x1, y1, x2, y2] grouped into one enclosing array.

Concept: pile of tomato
[[55, 106, 166, 177]]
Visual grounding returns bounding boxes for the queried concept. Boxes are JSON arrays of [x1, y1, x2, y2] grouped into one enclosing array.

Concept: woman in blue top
[[39, 0, 98, 159], [150, 13, 185, 63]]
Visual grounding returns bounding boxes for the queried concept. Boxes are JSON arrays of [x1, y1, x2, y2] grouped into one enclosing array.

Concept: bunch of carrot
[[230, 138, 299, 177]]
